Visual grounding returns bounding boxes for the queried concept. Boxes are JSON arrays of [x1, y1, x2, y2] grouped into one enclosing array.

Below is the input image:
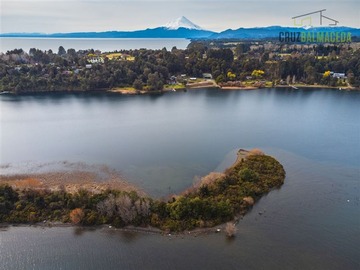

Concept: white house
[[88, 57, 104, 64], [332, 73, 346, 79]]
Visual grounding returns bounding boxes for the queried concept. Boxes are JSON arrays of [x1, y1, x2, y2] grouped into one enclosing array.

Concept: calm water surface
[[0, 88, 359, 269]]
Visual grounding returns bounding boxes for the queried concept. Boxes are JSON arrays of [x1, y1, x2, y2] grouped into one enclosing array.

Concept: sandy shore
[[109, 84, 359, 93], [108, 89, 142, 94], [186, 80, 219, 89], [108, 88, 187, 94], [221, 86, 258, 90], [275, 84, 359, 90], [108, 88, 166, 95]]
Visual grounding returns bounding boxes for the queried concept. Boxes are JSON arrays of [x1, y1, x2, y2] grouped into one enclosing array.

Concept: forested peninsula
[[0, 149, 285, 233], [1, 41, 360, 94]]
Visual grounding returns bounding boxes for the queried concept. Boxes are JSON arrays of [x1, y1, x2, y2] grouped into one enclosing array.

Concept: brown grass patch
[[14, 178, 43, 188], [0, 168, 145, 196], [197, 172, 225, 188], [242, 196, 255, 206], [248, 148, 264, 156]]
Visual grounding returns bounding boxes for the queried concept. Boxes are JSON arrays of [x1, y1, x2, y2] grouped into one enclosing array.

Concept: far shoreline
[[1, 84, 358, 97]]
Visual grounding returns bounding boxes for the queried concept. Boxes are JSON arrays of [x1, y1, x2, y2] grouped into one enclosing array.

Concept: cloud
[[1, 0, 359, 33]]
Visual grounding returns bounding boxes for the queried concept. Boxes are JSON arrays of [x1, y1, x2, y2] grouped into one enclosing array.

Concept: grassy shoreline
[[108, 83, 359, 94]]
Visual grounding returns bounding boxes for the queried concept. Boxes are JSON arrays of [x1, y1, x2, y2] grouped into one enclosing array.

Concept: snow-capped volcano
[[164, 16, 203, 30]]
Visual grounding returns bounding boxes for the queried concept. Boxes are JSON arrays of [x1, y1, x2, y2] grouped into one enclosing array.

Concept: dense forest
[[0, 151, 285, 232], [0, 41, 360, 93]]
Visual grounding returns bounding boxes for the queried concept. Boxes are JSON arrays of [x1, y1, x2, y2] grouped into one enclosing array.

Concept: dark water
[[0, 38, 190, 53], [0, 88, 359, 269]]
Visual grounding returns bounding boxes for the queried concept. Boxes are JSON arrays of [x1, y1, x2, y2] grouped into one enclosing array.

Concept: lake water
[[0, 38, 190, 53], [0, 88, 359, 269]]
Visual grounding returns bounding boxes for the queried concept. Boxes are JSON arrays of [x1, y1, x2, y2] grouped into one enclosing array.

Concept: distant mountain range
[[0, 16, 214, 39], [211, 26, 360, 39], [1, 28, 214, 39], [1, 16, 359, 40]]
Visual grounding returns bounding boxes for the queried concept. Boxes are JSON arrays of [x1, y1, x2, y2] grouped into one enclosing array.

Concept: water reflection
[[1, 88, 359, 197]]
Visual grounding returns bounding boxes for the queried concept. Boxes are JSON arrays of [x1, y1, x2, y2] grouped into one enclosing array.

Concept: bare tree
[[225, 222, 237, 238], [97, 194, 149, 224], [115, 195, 137, 224], [135, 199, 151, 217], [97, 194, 116, 217], [286, 75, 291, 85]]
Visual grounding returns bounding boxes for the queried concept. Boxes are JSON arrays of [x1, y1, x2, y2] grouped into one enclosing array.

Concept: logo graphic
[[278, 9, 351, 43], [292, 9, 339, 27]]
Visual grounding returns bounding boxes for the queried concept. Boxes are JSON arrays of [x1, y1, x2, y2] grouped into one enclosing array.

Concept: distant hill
[[1, 16, 359, 40], [2, 28, 214, 39], [0, 16, 215, 39], [210, 26, 360, 39], [0, 28, 214, 39]]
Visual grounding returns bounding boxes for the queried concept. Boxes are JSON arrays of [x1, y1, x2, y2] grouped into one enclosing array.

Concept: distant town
[[1, 40, 359, 94]]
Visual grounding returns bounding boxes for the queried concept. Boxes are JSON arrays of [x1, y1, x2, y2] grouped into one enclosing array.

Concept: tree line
[[0, 41, 359, 93]]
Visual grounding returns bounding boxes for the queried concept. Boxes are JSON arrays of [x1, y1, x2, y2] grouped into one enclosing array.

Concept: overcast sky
[[1, 0, 359, 33]]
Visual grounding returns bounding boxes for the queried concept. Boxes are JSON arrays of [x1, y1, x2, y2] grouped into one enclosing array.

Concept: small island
[[0, 149, 285, 233]]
